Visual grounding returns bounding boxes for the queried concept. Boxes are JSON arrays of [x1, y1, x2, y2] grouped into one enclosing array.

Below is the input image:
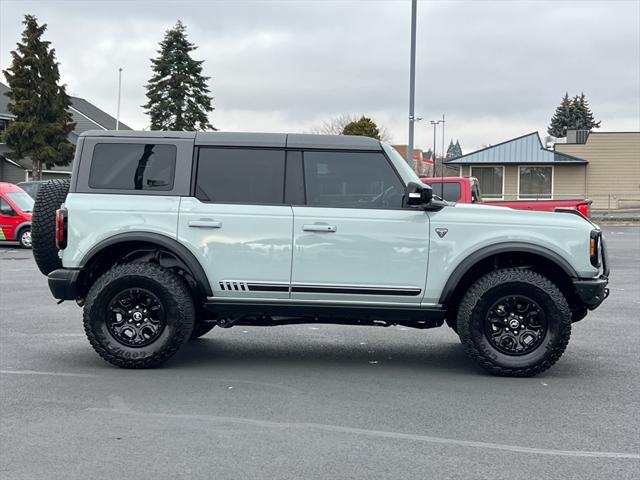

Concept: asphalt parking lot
[[1, 226, 639, 479]]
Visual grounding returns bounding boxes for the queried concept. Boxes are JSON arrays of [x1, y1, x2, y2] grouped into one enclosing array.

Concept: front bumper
[[48, 268, 80, 301], [573, 276, 609, 310]]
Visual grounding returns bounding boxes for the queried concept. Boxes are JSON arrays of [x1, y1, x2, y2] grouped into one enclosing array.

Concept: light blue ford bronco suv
[[30, 131, 609, 376]]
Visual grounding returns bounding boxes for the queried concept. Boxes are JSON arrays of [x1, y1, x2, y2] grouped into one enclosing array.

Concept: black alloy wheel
[[107, 288, 166, 347], [484, 295, 548, 356]]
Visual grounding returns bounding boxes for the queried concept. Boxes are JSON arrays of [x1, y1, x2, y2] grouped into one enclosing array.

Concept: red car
[[421, 177, 592, 218], [0, 182, 34, 248]]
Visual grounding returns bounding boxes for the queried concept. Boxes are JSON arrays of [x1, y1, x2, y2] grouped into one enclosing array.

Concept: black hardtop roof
[[79, 130, 382, 150]]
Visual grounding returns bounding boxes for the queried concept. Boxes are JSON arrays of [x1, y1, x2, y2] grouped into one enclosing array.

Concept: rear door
[[290, 149, 430, 304], [178, 147, 293, 299]]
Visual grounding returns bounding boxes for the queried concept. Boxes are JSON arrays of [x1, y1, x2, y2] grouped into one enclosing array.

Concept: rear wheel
[[83, 262, 195, 368], [457, 268, 571, 377], [18, 227, 32, 249]]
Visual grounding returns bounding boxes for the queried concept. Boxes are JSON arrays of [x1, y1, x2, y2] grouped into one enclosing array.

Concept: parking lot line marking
[[0, 370, 98, 378], [88, 406, 640, 460]]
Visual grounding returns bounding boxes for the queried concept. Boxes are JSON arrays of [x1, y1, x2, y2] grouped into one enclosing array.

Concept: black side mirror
[[405, 182, 433, 207]]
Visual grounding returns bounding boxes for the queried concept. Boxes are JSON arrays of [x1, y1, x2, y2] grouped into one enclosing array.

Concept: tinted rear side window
[[89, 143, 176, 191], [429, 182, 461, 202], [196, 148, 285, 204]]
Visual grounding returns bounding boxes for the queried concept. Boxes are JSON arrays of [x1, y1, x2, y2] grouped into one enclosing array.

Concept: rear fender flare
[[80, 232, 213, 297]]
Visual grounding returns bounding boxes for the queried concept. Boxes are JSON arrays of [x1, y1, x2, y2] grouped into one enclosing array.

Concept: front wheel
[[18, 227, 32, 249], [457, 269, 571, 377], [83, 263, 195, 368]]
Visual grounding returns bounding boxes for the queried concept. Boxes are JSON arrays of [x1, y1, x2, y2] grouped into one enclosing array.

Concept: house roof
[[445, 132, 588, 165], [0, 82, 131, 131]]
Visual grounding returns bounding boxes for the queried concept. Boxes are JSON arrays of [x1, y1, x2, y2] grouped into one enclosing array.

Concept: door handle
[[302, 224, 337, 233], [189, 219, 222, 229]]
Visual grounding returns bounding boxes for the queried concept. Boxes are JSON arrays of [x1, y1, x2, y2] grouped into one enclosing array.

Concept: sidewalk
[[591, 209, 640, 224]]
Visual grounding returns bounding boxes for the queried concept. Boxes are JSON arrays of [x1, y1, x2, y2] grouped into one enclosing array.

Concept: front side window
[[0, 197, 14, 216], [303, 151, 404, 209], [89, 143, 176, 191], [471, 166, 503, 199], [519, 166, 553, 199], [196, 148, 285, 204]]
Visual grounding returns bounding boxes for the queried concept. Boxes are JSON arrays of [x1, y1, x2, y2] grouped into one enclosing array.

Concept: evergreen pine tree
[[454, 140, 463, 158], [572, 93, 601, 131], [341, 116, 381, 139], [547, 93, 574, 138], [446, 139, 456, 159], [143, 20, 214, 131], [2, 15, 75, 180]]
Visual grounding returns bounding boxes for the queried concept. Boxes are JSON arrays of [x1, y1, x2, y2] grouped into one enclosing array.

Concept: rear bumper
[[48, 268, 80, 301], [573, 276, 609, 310]]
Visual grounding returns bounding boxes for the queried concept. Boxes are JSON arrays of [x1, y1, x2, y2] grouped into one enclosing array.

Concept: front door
[[290, 150, 430, 304], [178, 147, 293, 299], [0, 195, 21, 241]]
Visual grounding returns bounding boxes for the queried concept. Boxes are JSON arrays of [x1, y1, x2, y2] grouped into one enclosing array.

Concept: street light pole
[[116, 67, 123, 131], [430, 119, 443, 175], [441, 114, 445, 161], [407, 0, 418, 169]]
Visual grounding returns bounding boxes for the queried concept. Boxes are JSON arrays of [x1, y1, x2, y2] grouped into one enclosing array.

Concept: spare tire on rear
[[32, 179, 70, 275]]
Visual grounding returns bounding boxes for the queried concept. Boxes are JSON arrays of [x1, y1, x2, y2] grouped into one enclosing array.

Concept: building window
[[519, 166, 553, 199], [0, 118, 10, 135], [471, 166, 503, 199]]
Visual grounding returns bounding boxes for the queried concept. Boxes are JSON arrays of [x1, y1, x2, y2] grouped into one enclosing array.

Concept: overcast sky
[[1, 0, 638, 153]]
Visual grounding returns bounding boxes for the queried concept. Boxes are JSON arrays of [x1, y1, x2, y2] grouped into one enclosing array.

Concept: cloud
[[1, 0, 638, 152]]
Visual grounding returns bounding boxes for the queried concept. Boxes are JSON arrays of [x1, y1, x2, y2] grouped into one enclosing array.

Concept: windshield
[[381, 142, 422, 185], [6, 191, 35, 213]]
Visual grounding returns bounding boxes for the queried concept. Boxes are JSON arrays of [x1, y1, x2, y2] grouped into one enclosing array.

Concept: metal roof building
[[446, 132, 587, 165]]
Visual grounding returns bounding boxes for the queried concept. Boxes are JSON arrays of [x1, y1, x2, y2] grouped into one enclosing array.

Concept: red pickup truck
[[421, 177, 592, 217]]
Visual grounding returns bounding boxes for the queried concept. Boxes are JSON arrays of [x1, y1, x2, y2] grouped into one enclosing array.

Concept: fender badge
[[435, 228, 448, 238]]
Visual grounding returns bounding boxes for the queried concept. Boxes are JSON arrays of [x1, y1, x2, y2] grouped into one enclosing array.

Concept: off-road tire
[[457, 268, 571, 377], [190, 322, 215, 340], [17, 226, 32, 249], [31, 179, 70, 275], [83, 262, 195, 368]]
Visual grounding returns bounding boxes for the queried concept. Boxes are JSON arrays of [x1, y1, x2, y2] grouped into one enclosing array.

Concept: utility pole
[[407, 0, 418, 169], [116, 67, 123, 130]]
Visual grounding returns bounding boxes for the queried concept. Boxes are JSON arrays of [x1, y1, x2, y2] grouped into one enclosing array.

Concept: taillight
[[55, 208, 67, 249], [577, 202, 590, 218], [590, 230, 601, 268]]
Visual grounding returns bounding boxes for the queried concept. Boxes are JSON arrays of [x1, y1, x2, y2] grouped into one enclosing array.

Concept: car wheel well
[[15, 224, 30, 239], [78, 240, 205, 302], [444, 251, 580, 329]]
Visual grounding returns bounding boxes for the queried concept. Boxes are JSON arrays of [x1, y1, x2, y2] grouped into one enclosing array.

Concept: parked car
[[17, 180, 49, 200], [421, 176, 592, 217], [0, 182, 34, 248], [30, 131, 609, 376]]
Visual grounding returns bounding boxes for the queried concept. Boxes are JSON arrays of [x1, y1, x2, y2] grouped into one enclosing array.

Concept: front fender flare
[[438, 242, 578, 305]]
